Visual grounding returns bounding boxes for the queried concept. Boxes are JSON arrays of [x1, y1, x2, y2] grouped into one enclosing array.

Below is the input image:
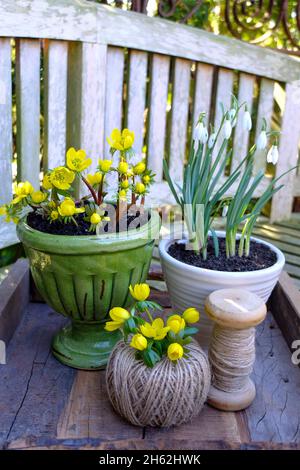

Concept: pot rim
[[17, 208, 160, 254], [159, 230, 285, 278]]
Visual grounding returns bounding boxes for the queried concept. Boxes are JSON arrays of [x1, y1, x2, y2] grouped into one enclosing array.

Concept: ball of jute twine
[[106, 340, 211, 427], [209, 325, 255, 393]]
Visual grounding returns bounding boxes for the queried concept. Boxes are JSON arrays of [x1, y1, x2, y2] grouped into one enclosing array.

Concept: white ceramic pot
[[159, 231, 285, 348]]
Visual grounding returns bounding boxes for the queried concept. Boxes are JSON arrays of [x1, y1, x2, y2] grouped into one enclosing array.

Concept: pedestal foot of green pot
[[52, 321, 122, 370]]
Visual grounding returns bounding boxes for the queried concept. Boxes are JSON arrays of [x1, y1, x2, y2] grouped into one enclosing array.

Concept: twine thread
[[209, 325, 255, 393], [106, 340, 211, 427]]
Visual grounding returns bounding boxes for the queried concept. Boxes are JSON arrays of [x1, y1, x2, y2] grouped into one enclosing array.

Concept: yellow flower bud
[[0, 206, 7, 216], [118, 189, 128, 201], [129, 283, 150, 301], [90, 212, 101, 225], [109, 307, 130, 323], [121, 179, 129, 189], [182, 307, 200, 324], [130, 333, 147, 351], [133, 162, 146, 175], [167, 315, 185, 334], [58, 198, 85, 217], [142, 175, 151, 185], [98, 159, 113, 173], [118, 161, 129, 174], [31, 191, 47, 204], [86, 172, 102, 186], [105, 320, 123, 332], [50, 210, 59, 220], [43, 174, 53, 190], [167, 343, 184, 361], [134, 182, 146, 195]]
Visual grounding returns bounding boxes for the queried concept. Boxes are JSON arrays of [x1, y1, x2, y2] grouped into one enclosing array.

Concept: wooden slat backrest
[[0, 0, 299, 250]]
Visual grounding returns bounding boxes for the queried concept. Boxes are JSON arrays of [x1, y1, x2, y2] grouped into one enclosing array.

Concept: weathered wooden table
[[0, 260, 300, 450]]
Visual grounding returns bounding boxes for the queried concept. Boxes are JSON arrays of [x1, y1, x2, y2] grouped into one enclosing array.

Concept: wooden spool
[[205, 289, 267, 412]]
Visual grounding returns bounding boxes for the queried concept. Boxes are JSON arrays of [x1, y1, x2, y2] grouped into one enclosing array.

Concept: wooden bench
[[1, 0, 300, 254]]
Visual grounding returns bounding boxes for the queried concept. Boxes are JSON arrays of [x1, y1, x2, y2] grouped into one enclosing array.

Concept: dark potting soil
[[168, 237, 277, 272], [27, 208, 150, 236]]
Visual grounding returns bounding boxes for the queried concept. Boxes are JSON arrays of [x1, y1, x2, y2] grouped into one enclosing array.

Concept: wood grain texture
[[231, 73, 255, 172], [0, 2, 299, 82], [147, 54, 170, 181], [15, 39, 40, 186], [169, 58, 191, 181], [0, 304, 75, 446], [126, 50, 148, 156], [0, 38, 13, 204], [271, 81, 300, 222], [44, 40, 68, 169], [193, 63, 214, 128], [57, 370, 142, 441], [246, 313, 300, 443], [0, 259, 29, 345], [253, 78, 274, 175]]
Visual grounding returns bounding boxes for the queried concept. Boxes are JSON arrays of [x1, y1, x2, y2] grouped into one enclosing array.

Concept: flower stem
[[82, 176, 98, 204]]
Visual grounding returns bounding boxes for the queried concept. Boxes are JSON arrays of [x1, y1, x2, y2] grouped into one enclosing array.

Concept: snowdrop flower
[[266, 145, 279, 165], [256, 130, 267, 150], [208, 133, 217, 149], [228, 108, 237, 127], [222, 205, 228, 217], [243, 110, 252, 131], [194, 122, 208, 144], [224, 119, 232, 140]]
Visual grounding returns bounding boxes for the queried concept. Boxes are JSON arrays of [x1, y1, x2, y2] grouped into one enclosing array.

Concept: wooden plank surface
[[0, 38, 13, 204], [15, 39, 40, 187], [271, 81, 300, 222], [193, 63, 214, 128], [253, 78, 274, 174], [44, 40, 68, 169], [0, 2, 300, 83], [126, 50, 148, 156], [147, 54, 170, 181]]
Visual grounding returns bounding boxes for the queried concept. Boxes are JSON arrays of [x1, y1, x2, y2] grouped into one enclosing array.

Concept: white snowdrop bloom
[[222, 205, 228, 217], [267, 145, 279, 165], [256, 130, 267, 150], [194, 122, 208, 144], [243, 110, 252, 131], [224, 120, 232, 139], [228, 108, 237, 127], [208, 133, 217, 149]]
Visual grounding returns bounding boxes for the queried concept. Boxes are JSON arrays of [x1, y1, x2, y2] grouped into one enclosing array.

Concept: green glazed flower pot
[[17, 210, 160, 370]]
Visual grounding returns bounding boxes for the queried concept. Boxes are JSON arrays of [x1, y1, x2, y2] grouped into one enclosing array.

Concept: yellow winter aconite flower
[[140, 318, 170, 340], [90, 212, 101, 224], [50, 210, 59, 221], [12, 181, 34, 204], [98, 159, 113, 173], [105, 307, 131, 332], [121, 179, 129, 190], [43, 174, 53, 190], [168, 343, 184, 361], [107, 128, 135, 151], [134, 182, 146, 195], [167, 315, 185, 334], [130, 333, 147, 351], [118, 189, 128, 201], [133, 162, 146, 175], [118, 161, 129, 174], [129, 283, 150, 301], [58, 198, 85, 217], [182, 307, 200, 324], [0, 206, 7, 216], [31, 191, 47, 204], [86, 172, 102, 186], [142, 175, 151, 185], [50, 166, 75, 190], [66, 147, 92, 172], [109, 307, 130, 322]]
